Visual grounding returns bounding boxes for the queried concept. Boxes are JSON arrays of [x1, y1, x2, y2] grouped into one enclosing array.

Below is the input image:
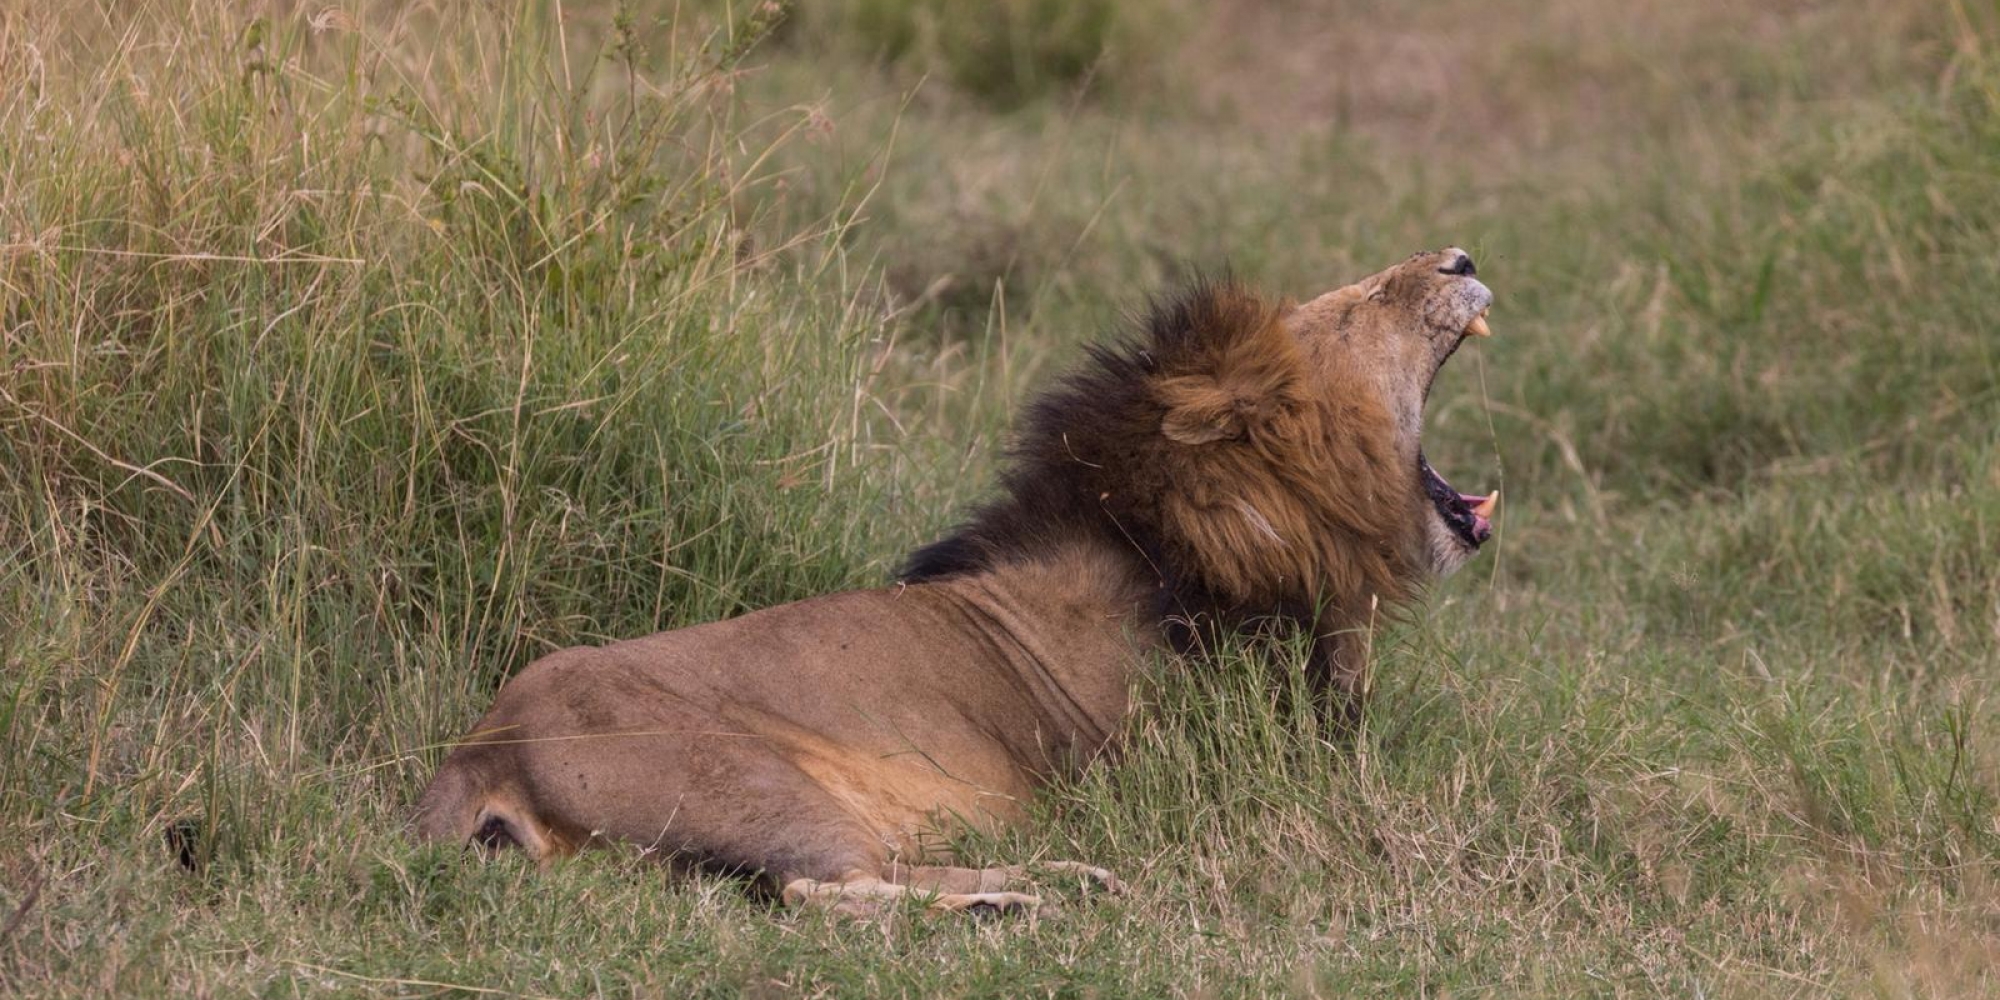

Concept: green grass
[[4, 0, 2000, 995]]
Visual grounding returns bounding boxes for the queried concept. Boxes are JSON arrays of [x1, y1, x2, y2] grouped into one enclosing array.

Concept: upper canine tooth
[[1465, 309, 1492, 338], [1471, 491, 1499, 519]]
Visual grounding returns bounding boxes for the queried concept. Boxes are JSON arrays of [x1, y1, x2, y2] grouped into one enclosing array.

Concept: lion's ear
[[1158, 376, 1247, 445], [1150, 287, 1303, 447], [1162, 409, 1240, 445]]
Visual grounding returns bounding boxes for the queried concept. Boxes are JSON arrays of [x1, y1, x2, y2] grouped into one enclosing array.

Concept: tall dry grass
[[5, 0, 2000, 996]]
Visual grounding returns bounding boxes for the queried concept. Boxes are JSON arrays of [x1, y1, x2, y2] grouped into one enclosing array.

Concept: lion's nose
[[1439, 251, 1476, 277]]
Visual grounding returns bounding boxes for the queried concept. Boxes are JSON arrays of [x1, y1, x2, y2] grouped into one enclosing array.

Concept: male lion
[[414, 248, 1498, 915]]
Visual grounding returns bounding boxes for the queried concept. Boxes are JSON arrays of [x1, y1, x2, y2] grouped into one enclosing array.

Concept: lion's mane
[[902, 278, 1424, 678]]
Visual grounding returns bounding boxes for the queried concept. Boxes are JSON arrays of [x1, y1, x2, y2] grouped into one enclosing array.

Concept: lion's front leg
[[1310, 621, 1372, 730]]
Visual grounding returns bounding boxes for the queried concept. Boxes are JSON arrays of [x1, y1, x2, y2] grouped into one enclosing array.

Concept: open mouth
[[1421, 305, 1497, 549], [1421, 454, 1496, 548]]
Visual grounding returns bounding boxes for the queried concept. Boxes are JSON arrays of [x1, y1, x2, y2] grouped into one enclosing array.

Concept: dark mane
[[899, 272, 1425, 701], [901, 275, 1280, 613]]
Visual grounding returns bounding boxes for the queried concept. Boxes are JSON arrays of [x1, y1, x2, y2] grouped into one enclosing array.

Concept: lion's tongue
[[1459, 490, 1499, 539]]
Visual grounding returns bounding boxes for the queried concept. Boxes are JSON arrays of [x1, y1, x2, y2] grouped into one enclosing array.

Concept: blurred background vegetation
[[3, 0, 1998, 995]]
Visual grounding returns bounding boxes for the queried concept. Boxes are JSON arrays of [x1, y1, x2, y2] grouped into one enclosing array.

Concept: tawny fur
[[414, 249, 1494, 913]]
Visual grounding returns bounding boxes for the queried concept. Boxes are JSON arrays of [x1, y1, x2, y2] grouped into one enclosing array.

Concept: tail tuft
[[473, 813, 520, 851]]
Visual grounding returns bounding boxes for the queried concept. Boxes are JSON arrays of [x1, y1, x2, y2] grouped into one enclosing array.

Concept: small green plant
[[815, 0, 1179, 107]]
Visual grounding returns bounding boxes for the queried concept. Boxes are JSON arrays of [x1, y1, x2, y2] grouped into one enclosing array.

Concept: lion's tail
[[413, 758, 567, 860]]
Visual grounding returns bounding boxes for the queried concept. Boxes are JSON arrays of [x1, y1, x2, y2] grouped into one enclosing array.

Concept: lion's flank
[[902, 277, 1421, 634]]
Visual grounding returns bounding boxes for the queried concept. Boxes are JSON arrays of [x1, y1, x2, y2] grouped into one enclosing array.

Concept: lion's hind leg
[[780, 869, 1039, 917], [780, 860, 1125, 917], [892, 860, 1127, 897]]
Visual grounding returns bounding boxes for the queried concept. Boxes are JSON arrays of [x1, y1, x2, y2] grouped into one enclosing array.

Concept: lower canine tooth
[[1465, 309, 1492, 338], [1471, 491, 1499, 519]]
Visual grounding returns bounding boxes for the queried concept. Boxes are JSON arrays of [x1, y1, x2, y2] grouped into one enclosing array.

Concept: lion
[[413, 247, 1498, 915]]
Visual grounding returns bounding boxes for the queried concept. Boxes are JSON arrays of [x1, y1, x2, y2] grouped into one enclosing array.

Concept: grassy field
[[4, 0, 2000, 995]]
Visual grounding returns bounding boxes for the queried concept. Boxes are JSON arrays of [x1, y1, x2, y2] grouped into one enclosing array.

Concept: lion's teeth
[[1465, 309, 1492, 338], [1471, 491, 1499, 519]]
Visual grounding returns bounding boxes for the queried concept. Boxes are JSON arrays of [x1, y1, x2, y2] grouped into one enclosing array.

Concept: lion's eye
[[1439, 254, 1476, 277]]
